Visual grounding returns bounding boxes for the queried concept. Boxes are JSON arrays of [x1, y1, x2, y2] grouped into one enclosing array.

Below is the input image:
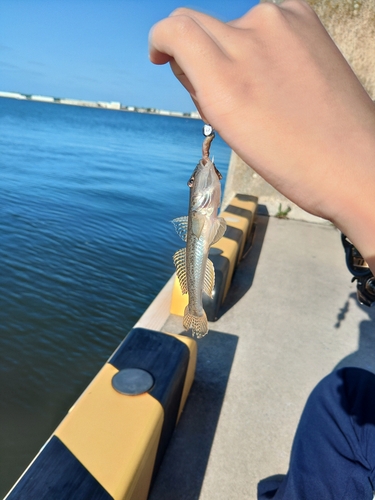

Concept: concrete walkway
[[148, 213, 375, 500]]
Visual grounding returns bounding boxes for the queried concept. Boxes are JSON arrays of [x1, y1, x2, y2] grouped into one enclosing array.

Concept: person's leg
[[258, 368, 375, 500]]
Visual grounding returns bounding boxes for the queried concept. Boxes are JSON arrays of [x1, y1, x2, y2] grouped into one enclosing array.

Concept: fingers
[[148, 19, 174, 65], [149, 10, 233, 111], [149, 10, 229, 67], [227, 0, 314, 30], [149, 0, 314, 64], [169, 59, 195, 97], [169, 7, 232, 57]]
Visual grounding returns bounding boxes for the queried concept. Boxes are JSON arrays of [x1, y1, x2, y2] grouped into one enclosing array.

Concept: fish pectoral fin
[[173, 248, 188, 294], [183, 306, 208, 338], [191, 213, 205, 238], [172, 216, 188, 242], [210, 217, 227, 245], [203, 258, 215, 298]]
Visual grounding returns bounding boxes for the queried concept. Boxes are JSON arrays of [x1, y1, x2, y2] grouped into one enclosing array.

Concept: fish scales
[[186, 233, 206, 319], [172, 131, 226, 338]]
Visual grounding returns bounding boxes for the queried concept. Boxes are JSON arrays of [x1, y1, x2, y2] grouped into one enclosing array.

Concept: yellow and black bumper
[[6, 328, 196, 500]]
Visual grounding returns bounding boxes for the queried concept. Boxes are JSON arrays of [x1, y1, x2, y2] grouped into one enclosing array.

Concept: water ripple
[[0, 98, 231, 496]]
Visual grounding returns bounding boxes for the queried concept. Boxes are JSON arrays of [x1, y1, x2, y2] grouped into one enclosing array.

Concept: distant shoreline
[[0, 91, 201, 120]]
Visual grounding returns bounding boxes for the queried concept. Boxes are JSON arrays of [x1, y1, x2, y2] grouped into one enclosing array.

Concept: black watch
[[341, 233, 375, 306]]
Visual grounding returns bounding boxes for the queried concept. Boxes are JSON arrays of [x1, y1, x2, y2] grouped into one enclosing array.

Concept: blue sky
[[0, 0, 259, 112]]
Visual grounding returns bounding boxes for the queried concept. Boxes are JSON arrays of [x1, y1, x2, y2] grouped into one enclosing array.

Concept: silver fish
[[172, 131, 226, 338]]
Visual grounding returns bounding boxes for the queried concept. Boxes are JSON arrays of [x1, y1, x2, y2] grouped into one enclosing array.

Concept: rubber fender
[[5, 328, 197, 500]]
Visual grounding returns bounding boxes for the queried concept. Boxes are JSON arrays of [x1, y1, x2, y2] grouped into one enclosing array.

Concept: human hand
[[149, 0, 375, 268]]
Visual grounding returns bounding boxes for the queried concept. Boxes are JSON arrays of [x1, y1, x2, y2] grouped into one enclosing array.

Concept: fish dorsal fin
[[203, 258, 215, 298], [173, 248, 188, 294], [172, 216, 188, 242], [210, 217, 227, 246], [192, 213, 205, 239]]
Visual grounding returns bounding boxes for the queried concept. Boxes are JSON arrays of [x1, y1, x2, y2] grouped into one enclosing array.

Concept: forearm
[[149, 0, 375, 273]]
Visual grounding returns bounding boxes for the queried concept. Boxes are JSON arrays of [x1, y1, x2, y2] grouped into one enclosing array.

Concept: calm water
[[0, 98, 231, 496]]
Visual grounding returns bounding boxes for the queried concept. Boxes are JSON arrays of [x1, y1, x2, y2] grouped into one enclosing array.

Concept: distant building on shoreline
[[0, 90, 200, 119]]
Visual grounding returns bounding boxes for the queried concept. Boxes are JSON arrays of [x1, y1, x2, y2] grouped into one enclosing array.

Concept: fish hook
[[202, 124, 222, 180], [202, 124, 215, 162]]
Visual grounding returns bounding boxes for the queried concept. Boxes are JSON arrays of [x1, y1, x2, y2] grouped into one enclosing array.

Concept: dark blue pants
[[258, 368, 375, 500]]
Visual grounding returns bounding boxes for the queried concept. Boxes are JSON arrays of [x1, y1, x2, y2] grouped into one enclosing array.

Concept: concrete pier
[[143, 213, 375, 499]]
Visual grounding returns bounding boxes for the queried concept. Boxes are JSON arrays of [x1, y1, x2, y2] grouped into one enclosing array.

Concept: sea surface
[[0, 97, 231, 496]]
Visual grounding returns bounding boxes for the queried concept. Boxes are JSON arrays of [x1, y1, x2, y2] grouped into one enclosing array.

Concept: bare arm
[[149, 0, 375, 272]]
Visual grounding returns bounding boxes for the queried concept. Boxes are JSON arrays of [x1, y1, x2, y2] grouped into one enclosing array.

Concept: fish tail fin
[[183, 306, 208, 338]]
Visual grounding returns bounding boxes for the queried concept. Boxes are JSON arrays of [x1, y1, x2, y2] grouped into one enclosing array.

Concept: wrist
[[330, 132, 375, 274]]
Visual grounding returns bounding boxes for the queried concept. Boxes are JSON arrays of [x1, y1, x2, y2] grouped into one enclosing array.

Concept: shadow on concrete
[[217, 210, 269, 319], [334, 299, 351, 329], [335, 293, 375, 374], [149, 329, 239, 500]]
